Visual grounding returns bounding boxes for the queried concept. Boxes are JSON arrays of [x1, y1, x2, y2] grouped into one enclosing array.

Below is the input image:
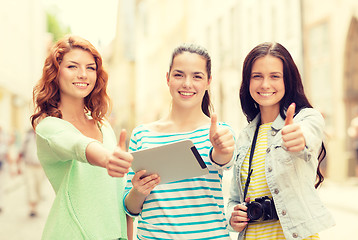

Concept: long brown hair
[[31, 35, 111, 128]]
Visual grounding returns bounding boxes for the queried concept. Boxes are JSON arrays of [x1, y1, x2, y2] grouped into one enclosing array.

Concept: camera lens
[[247, 202, 264, 221]]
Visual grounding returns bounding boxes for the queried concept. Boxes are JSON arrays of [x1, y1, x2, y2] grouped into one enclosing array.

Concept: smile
[[179, 91, 195, 96], [73, 82, 89, 87], [259, 92, 274, 97]]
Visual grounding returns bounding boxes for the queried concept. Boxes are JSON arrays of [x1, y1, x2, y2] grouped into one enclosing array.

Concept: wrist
[[210, 148, 227, 166]]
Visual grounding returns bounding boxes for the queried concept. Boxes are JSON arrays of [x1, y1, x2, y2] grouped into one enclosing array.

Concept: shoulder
[[134, 120, 173, 133], [218, 121, 232, 128], [35, 117, 73, 137], [218, 121, 237, 135], [130, 124, 151, 140], [99, 119, 113, 131], [237, 122, 253, 140], [144, 120, 172, 133], [295, 108, 324, 123], [296, 107, 322, 117]]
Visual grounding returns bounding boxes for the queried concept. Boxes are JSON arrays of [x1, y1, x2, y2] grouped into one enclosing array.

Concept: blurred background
[[0, 0, 358, 239]]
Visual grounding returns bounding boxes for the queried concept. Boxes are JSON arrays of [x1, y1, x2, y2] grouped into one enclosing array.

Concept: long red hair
[[31, 35, 111, 128]]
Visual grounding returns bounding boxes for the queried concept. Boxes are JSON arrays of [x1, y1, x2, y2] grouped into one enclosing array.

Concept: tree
[[46, 11, 71, 42]]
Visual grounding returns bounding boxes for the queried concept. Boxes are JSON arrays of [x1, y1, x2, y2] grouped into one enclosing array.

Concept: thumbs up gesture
[[106, 129, 133, 177], [209, 113, 235, 165], [282, 103, 305, 152]]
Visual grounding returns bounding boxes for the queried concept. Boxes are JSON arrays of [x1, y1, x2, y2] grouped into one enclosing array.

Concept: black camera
[[244, 196, 278, 222]]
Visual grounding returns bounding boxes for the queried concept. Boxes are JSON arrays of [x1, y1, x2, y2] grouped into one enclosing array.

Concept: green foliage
[[46, 11, 71, 42]]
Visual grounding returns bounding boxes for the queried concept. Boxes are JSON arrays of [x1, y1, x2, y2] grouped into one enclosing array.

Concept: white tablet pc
[[130, 139, 209, 184]]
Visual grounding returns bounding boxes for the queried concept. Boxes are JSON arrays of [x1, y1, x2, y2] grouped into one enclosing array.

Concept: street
[[1, 169, 357, 240]]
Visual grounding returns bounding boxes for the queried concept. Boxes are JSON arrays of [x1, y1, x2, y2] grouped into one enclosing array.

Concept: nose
[[78, 67, 87, 79], [261, 77, 270, 89], [182, 76, 192, 88]]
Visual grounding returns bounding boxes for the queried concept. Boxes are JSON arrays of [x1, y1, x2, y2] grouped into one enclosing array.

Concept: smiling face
[[58, 48, 97, 103], [167, 52, 211, 112], [249, 55, 285, 116]]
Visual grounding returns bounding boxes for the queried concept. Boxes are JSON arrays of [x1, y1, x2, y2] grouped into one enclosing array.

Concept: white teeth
[[180, 92, 195, 96], [73, 83, 88, 87], [259, 92, 273, 96]]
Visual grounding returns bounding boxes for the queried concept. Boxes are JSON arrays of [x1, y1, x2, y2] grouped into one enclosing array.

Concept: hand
[[106, 129, 133, 177], [230, 198, 250, 232], [209, 113, 235, 164], [282, 103, 305, 152], [132, 170, 160, 197]]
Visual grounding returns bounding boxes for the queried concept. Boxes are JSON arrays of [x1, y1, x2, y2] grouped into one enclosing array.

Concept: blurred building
[[107, 0, 303, 132], [0, 0, 48, 135], [184, 0, 304, 136], [108, 0, 358, 181], [302, 0, 358, 181], [106, 0, 191, 135]]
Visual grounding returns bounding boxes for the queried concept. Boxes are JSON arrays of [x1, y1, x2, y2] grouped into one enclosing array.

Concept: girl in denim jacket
[[227, 42, 335, 240]]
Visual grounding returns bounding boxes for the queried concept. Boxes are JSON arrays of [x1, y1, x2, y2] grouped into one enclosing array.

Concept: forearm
[[85, 141, 110, 168], [125, 188, 147, 215], [126, 214, 133, 240]]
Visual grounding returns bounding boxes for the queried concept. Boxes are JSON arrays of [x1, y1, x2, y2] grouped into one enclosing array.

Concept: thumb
[[210, 113, 218, 137], [285, 103, 296, 126], [118, 129, 127, 151]]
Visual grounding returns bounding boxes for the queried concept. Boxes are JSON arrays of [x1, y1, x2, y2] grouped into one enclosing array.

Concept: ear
[[207, 76, 212, 89], [166, 72, 170, 86]]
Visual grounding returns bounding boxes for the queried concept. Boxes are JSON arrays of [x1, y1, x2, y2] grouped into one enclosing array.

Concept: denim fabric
[[227, 108, 335, 240]]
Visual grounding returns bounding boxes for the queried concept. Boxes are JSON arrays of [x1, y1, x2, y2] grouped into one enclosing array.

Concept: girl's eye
[[194, 75, 203, 80], [87, 67, 96, 71], [252, 74, 262, 79], [68, 65, 77, 69], [174, 73, 183, 78], [272, 75, 281, 79]]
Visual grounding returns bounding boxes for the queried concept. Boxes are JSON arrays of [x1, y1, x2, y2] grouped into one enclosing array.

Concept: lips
[[179, 91, 195, 96], [73, 82, 89, 87], [258, 92, 274, 97]]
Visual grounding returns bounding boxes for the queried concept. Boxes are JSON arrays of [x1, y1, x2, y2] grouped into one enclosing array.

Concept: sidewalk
[[317, 178, 358, 240], [1, 168, 357, 240], [0, 168, 55, 240]]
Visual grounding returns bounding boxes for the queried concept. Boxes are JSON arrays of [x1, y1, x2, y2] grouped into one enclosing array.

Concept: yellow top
[[241, 123, 319, 240]]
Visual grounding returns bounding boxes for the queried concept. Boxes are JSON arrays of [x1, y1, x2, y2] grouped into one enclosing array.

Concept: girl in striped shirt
[[124, 43, 236, 239]]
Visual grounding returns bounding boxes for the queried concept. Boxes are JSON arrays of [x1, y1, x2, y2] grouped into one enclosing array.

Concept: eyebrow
[[173, 69, 205, 75], [172, 70, 184, 74], [251, 71, 282, 75], [68, 60, 96, 66], [193, 72, 205, 76]]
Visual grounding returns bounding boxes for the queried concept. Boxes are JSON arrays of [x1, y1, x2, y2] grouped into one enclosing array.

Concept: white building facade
[[109, 0, 358, 180], [0, 0, 47, 134]]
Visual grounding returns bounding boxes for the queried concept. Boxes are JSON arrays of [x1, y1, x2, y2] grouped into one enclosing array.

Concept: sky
[[44, 0, 119, 48]]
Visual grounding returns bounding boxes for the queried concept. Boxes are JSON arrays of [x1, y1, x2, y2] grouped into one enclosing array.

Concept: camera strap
[[242, 120, 261, 201]]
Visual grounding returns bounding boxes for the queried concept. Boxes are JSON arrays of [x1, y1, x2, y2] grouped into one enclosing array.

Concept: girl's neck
[[259, 106, 279, 124], [59, 98, 88, 124], [157, 107, 210, 133]]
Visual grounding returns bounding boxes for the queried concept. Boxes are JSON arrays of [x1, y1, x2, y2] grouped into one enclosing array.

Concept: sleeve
[[292, 108, 325, 163], [208, 122, 238, 170], [35, 117, 98, 164], [123, 127, 139, 217], [226, 141, 243, 230]]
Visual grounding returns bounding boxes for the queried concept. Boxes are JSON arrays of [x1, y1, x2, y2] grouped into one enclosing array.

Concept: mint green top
[[36, 117, 127, 240]]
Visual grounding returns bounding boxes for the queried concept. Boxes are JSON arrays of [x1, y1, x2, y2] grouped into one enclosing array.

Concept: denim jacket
[[227, 108, 335, 240]]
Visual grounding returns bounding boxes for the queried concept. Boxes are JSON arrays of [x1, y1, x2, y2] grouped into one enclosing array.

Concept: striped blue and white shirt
[[124, 123, 236, 240]]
